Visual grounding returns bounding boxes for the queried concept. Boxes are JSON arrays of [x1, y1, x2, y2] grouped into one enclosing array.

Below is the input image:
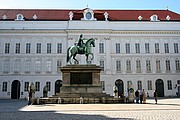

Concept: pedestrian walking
[[154, 90, 158, 104], [139, 89, 143, 104], [142, 89, 146, 104], [135, 90, 139, 103]]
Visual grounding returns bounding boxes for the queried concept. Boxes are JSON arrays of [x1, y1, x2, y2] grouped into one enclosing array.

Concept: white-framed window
[[57, 60, 62, 72], [136, 60, 141, 73], [15, 43, 20, 54], [36, 43, 41, 53], [46, 60, 52, 73], [126, 60, 131, 73], [46, 82, 51, 91], [25, 59, 31, 73], [47, 43, 51, 53], [5, 43, 10, 54], [145, 43, 150, 53], [135, 43, 140, 53], [175, 60, 180, 71], [24, 82, 29, 91], [100, 59, 104, 71], [147, 80, 152, 90], [116, 60, 121, 72], [14, 59, 20, 73], [146, 60, 151, 73], [164, 43, 169, 53], [125, 43, 130, 53], [155, 43, 159, 53], [3, 59, 10, 73], [116, 43, 120, 53], [2, 82, 7, 92], [150, 15, 159, 21], [156, 60, 161, 73], [35, 82, 40, 91], [57, 43, 62, 53], [137, 81, 142, 90], [166, 60, 171, 71], [26, 43, 31, 53], [35, 60, 41, 73], [99, 43, 104, 53], [174, 43, 179, 53], [167, 80, 172, 90]]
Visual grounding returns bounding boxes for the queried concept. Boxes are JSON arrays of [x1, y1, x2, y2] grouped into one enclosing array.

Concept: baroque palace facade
[[0, 8, 180, 99]]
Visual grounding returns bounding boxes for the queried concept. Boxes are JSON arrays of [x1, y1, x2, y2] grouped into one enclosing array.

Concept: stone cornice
[[0, 29, 180, 35]]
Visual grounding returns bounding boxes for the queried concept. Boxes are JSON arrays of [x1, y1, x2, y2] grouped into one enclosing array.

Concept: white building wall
[[0, 20, 180, 99]]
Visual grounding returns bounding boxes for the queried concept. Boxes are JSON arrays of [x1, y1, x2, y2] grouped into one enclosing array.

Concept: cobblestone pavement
[[0, 98, 180, 120]]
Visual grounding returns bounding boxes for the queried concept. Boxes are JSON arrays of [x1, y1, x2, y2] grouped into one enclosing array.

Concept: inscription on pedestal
[[70, 72, 92, 84]]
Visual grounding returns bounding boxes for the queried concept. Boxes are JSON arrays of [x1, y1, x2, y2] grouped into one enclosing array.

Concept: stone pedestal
[[58, 64, 103, 97]]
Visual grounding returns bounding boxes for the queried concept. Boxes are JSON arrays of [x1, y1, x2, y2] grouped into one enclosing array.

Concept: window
[[155, 43, 159, 53], [166, 60, 171, 71], [99, 43, 104, 53], [5, 43, 10, 53], [125, 43, 130, 53], [167, 80, 172, 90], [26, 43, 31, 53], [16, 14, 24, 20], [116, 43, 120, 53], [86, 12, 92, 20], [46, 60, 52, 73], [146, 60, 151, 73], [24, 82, 29, 91], [35, 60, 41, 73], [127, 81, 131, 89], [47, 43, 51, 53], [57, 43, 62, 53], [14, 59, 20, 73], [116, 60, 121, 72], [57, 60, 62, 72], [156, 60, 161, 73], [36, 43, 41, 53], [101, 81, 105, 91], [2, 82, 7, 92], [174, 43, 179, 53], [136, 60, 141, 73], [3, 59, 10, 73], [175, 60, 180, 71], [135, 43, 140, 53], [177, 80, 180, 84], [15, 43, 20, 53], [147, 81, 152, 90], [164, 43, 169, 53], [25, 59, 31, 73], [35, 82, 40, 91], [145, 43, 150, 53], [150, 15, 159, 21], [126, 60, 131, 73], [100, 60, 104, 71], [137, 81, 142, 90], [46, 82, 51, 91]]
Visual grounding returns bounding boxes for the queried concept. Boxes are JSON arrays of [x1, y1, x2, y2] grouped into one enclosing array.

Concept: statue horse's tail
[[67, 47, 71, 63]]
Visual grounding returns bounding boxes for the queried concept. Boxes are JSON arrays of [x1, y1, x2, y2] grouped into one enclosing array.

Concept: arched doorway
[[11, 80, 20, 99], [155, 79, 164, 97], [115, 79, 124, 97], [55, 80, 62, 95]]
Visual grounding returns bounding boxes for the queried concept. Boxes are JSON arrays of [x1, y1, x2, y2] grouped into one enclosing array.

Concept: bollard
[[36, 97, 39, 105], [58, 97, 61, 104], [80, 97, 83, 104]]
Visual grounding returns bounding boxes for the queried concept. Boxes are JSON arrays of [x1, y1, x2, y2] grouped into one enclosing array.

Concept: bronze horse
[[66, 38, 95, 64]]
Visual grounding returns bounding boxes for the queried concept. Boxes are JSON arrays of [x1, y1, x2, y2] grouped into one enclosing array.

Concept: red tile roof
[[0, 9, 180, 21]]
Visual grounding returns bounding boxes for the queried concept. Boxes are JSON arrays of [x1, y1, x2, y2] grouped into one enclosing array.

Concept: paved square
[[0, 98, 179, 120]]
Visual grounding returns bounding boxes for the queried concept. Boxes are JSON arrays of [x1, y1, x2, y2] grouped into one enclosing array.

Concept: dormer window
[[150, 15, 159, 21], [2, 15, 7, 20], [81, 8, 97, 21], [166, 15, 170, 20], [33, 15, 37, 20], [15, 14, 24, 21], [138, 15, 143, 20]]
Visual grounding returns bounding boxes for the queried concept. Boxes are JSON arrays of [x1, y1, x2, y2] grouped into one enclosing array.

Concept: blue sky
[[0, 0, 180, 13]]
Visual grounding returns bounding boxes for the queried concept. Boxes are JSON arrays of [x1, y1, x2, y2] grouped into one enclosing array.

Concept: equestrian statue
[[67, 34, 95, 64]]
